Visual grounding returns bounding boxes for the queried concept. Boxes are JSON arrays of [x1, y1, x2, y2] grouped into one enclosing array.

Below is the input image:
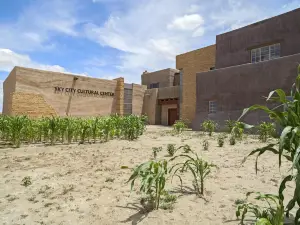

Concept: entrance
[[168, 108, 178, 126]]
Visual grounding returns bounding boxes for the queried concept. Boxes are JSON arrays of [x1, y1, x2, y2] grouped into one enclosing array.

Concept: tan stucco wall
[[161, 104, 177, 126], [142, 88, 158, 124], [3, 68, 17, 115], [132, 84, 147, 115], [4, 67, 125, 117], [141, 68, 179, 88], [176, 45, 216, 125]]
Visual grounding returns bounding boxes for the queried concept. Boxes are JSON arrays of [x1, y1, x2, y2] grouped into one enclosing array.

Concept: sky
[[0, 0, 300, 111]]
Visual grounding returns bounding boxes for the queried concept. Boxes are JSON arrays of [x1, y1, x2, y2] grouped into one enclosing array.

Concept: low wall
[[193, 53, 300, 130]]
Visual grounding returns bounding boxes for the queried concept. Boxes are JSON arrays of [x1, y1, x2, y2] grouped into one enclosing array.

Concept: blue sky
[[0, 0, 300, 111]]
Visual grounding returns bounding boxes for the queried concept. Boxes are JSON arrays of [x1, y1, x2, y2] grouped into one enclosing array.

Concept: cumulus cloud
[[0, 0, 81, 52], [0, 49, 66, 73], [167, 14, 204, 31]]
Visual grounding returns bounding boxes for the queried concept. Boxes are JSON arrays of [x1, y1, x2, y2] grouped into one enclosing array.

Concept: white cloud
[[0, 0, 80, 52], [0, 49, 66, 73], [167, 14, 204, 31]]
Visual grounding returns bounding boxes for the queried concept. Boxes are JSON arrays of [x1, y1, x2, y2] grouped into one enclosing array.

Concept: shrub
[[257, 122, 275, 142], [21, 176, 32, 187], [202, 140, 209, 150], [170, 152, 216, 196], [173, 120, 187, 134], [201, 120, 217, 136], [167, 144, 176, 156], [217, 135, 225, 147], [239, 65, 300, 224], [127, 160, 168, 210]]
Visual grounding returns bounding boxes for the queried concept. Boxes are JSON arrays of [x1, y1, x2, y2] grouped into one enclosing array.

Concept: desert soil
[[0, 125, 295, 225]]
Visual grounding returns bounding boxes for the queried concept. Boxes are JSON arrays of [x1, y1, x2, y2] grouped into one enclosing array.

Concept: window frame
[[149, 82, 159, 89], [208, 100, 217, 114], [251, 43, 281, 63]]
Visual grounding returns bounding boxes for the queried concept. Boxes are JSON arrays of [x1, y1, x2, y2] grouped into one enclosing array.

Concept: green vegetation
[[202, 140, 209, 150], [217, 134, 225, 147], [257, 122, 275, 142], [167, 144, 176, 156], [229, 135, 236, 145], [172, 120, 187, 134], [0, 114, 146, 148], [201, 120, 217, 136], [170, 152, 216, 196], [236, 192, 284, 225], [239, 65, 300, 224], [152, 147, 162, 159], [127, 160, 168, 210]]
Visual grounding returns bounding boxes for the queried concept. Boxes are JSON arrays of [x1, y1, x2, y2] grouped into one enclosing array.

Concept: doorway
[[168, 108, 178, 126]]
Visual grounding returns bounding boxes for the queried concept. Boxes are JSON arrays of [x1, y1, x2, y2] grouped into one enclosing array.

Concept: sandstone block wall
[[3, 67, 126, 117], [11, 92, 57, 117], [176, 45, 216, 126], [132, 84, 147, 115]]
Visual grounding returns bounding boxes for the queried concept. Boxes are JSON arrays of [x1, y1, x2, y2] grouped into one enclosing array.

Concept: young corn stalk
[[127, 160, 168, 210], [172, 120, 187, 134], [239, 65, 300, 224], [257, 122, 276, 142], [8, 115, 28, 148], [170, 152, 216, 196], [236, 192, 284, 225], [202, 120, 217, 136]]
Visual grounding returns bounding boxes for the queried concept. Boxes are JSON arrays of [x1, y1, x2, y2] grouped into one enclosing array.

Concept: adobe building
[[193, 8, 300, 130], [2, 66, 146, 117], [141, 68, 180, 125]]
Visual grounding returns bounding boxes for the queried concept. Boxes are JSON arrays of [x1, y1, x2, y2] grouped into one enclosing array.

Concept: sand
[[0, 125, 295, 225]]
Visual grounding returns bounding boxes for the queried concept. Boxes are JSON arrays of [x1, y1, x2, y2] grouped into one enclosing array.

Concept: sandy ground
[[0, 125, 295, 225]]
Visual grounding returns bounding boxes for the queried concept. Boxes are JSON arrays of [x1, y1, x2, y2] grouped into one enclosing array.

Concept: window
[[251, 43, 280, 63], [149, 82, 159, 89], [209, 101, 217, 114]]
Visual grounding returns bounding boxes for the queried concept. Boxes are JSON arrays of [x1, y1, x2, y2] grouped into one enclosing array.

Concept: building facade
[[141, 68, 180, 126], [193, 8, 300, 130], [3, 67, 146, 118]]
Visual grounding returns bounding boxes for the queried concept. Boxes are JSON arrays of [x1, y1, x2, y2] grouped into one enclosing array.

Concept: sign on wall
[[54, 86, 115, 97]]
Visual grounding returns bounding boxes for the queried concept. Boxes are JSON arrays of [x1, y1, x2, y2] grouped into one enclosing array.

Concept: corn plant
[[167, 144, 176, 156], [229, 135, 236, 145], [257, 122, 276, 142], [236, 192, 284, 225], [203, 140, 209, 150], [178, 144, 192, 153], [9, 115, 28, 148], [239, 65, 300, 224], [218, 134, 225, 147], [225, 119, 236, 133], [152, 147, 162, 159], [127, 160, 168, 210], [173, 120, 187, 134], [202, 120, 217, 136], [231, 121, 245, 140], [170, 152, 216, 196]]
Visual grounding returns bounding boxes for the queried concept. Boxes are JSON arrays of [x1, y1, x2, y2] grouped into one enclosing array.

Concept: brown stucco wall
[[132, 84, 147, 115], [216, 8, 300, 69], [3, 67, 126, 117], [158, 86, 179, 99], [193, 53, 300, 130], [176, 45, 216, 125], [3, 68, 17, 115], [141, 68, 179, 88], [142, 89, 160, 125], [161, 104, 177, 126]]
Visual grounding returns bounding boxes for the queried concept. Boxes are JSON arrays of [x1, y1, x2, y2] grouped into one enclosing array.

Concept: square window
[[209, 101, 217, 114]]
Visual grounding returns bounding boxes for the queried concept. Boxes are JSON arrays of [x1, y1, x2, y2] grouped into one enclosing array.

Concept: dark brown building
[[193, 8, 300, 130]]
